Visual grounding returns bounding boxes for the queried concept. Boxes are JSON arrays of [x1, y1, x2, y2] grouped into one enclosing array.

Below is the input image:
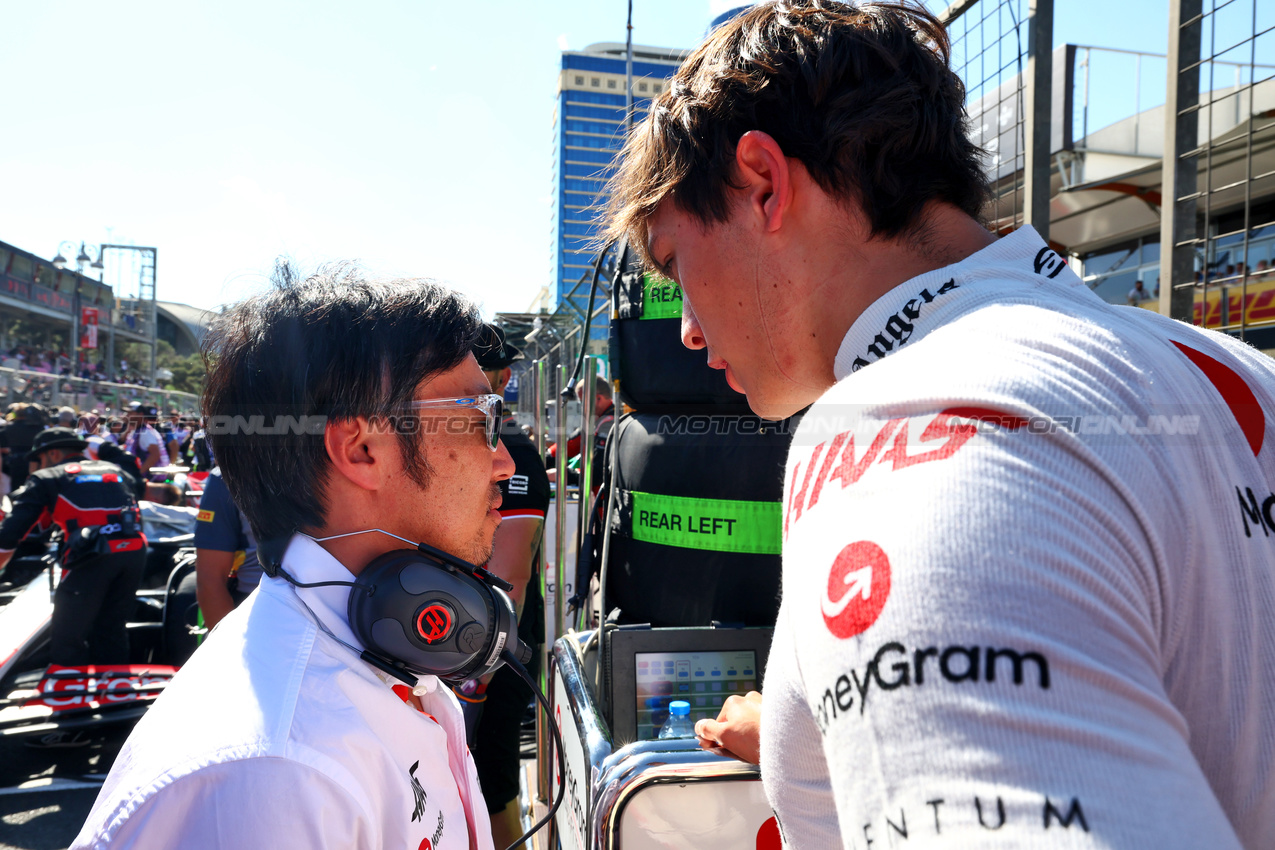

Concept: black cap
[[127, 401, 159, 418], [472, 323, 524, 371], [27, 427, 89, 461]]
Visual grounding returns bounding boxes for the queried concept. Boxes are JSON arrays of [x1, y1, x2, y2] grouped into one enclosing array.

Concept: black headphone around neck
[[260, 530, 533, 687]]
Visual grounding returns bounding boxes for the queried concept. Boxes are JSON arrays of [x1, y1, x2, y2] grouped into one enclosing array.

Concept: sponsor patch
[[821, 541, 892, 639], [196, 509, 215, 522]]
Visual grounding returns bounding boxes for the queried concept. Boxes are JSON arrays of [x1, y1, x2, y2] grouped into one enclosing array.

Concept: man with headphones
[[75, 266, 518, 850]]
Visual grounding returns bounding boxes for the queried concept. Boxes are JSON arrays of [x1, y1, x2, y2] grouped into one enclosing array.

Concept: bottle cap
[[669, 700, 690, 716]]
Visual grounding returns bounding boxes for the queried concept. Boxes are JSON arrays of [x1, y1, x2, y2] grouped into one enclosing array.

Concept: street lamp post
[[51, 241, 105, 378]]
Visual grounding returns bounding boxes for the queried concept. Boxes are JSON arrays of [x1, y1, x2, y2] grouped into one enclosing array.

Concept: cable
[[564, 239, 617, 399], [500, 649, 565, 850]]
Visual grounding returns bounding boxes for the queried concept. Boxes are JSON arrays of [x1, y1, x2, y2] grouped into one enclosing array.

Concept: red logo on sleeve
[[1173, 340, 1265, 456], [821, 541, 892, 639]]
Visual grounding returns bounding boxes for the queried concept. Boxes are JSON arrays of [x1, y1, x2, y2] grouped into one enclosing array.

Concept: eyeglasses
[[406, 394, 504, 451]]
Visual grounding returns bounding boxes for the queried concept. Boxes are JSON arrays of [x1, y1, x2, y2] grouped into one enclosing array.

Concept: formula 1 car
[[0, 503, 201, 775]]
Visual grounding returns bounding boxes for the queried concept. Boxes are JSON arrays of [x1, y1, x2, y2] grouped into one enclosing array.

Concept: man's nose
[[681, 304, 706, 351], [492, 439, 515, 481]]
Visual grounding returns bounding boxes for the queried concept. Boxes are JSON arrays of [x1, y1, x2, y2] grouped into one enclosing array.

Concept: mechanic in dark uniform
[[194, 467, 262, 629], [546, 376, 614, 494], [0, 427, 146, 665], [469, 324, 551, 850]]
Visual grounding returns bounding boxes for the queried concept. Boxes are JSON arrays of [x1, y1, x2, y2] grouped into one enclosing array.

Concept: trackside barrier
[[0, 368, 199, 414]]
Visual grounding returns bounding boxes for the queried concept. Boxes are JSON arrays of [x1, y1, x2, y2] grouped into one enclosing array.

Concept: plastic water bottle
[[658, 700, 694, 739]]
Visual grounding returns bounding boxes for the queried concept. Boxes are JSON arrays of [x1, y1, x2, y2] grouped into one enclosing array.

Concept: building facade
[[551, 43, 687, 327]]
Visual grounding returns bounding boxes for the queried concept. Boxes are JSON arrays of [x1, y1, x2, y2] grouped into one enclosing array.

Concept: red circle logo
[[756, 816, 781, 850], [821, 541, 891, 639], [416, 604, 453, 644]]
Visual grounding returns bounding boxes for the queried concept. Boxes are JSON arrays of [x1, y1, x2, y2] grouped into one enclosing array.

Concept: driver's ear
[[733, 130, 792, 233]]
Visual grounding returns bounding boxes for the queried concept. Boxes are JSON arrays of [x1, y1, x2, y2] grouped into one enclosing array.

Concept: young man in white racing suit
[[604, 2, 1275, 848], [73, 266, 514, 849]]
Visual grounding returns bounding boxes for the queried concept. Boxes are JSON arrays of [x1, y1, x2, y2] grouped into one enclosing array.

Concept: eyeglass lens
[[490, 398, 504, 449]]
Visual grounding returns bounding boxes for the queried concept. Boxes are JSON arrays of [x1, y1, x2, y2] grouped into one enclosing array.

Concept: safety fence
[[0, 368, 200, 415], [938, 0, 1053, 237], [1163, 0, 1275, 340]]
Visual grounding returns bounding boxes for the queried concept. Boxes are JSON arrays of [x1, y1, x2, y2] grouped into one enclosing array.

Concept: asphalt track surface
[[0, 725, 129, 850]]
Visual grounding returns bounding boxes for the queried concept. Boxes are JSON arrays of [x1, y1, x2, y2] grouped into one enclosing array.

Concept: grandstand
[[0, 238, 204, 411]]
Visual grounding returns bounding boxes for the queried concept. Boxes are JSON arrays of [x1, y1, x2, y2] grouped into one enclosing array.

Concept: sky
[[1, 0, 1170, 317]]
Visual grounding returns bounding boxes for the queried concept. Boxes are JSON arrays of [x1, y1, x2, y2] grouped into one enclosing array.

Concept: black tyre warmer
[[610, 244, 753, 412], [605, 412, 793, 627]]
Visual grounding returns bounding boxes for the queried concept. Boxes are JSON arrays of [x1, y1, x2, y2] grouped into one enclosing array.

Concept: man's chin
[[746, 392, 810, 422], [465, 526, 500, 566]]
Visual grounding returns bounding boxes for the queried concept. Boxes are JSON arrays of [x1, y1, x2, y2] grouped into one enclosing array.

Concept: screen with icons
[[634, 650, 758, 741]]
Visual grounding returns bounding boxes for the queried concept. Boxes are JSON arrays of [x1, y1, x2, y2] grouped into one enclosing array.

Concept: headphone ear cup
[[348, 550, 505, 682]]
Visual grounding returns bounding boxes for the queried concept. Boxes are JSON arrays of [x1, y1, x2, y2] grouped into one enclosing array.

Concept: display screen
[[634, 650, 757, 741]]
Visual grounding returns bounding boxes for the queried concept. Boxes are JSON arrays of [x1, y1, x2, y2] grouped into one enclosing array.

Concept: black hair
[[201, 262, 482, 544]]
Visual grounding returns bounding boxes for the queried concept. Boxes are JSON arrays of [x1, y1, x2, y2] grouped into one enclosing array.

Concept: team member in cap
[[0, 427, 145, 665], [469, 323, 550, 850]]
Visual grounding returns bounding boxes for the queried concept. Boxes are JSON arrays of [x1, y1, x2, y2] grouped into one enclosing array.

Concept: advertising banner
[[81, 306, 100, 349], [1192, 274, 1275, 329]]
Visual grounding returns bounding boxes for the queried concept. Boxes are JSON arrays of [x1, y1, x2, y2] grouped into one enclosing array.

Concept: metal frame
[[1161, 0, 1205, 322], [1025, 0, 1055, 237], [941, 0, 1055, 236], [1160, 0, 1273, 332]]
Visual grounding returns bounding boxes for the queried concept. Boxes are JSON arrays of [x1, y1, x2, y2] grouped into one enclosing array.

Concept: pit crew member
[[468, 323, 550, 850], [194, 466, 262, 629], [0, 426, 146, 665]]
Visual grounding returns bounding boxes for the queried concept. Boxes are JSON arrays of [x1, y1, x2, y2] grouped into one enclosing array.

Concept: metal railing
[[0, 367, 199, 414]]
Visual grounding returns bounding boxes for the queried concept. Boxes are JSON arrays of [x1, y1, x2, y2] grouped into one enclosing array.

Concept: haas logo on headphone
[[416, 603, 454, 644]]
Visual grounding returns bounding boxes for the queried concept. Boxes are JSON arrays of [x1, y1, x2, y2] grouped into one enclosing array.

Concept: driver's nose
[[681, 304, 706, 351]]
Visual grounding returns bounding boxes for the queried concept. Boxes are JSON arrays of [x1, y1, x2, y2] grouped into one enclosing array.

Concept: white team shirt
[[73, 534, 493, 850], [762, 227, 1275, 849], [128, 425, 170, 467]]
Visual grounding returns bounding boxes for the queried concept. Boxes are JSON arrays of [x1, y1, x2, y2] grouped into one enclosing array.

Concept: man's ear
[[734, 130, 792, 233], [324, 417, 394, 492]]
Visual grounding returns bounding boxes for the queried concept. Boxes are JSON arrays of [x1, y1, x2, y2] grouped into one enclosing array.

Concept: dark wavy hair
[[201, 262, 482, 544], [604, 0, 990, 264]]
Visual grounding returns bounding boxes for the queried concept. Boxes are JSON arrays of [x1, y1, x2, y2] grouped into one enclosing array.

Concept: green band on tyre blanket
[[641, 273, 683, 321], [627, 489, 782, 555]]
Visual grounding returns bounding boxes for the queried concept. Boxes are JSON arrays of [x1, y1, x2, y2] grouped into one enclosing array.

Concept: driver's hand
[[694, 690, 762, 765]]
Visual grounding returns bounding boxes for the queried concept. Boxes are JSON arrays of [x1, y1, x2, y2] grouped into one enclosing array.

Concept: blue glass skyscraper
[[551, 43, 685, 340]]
